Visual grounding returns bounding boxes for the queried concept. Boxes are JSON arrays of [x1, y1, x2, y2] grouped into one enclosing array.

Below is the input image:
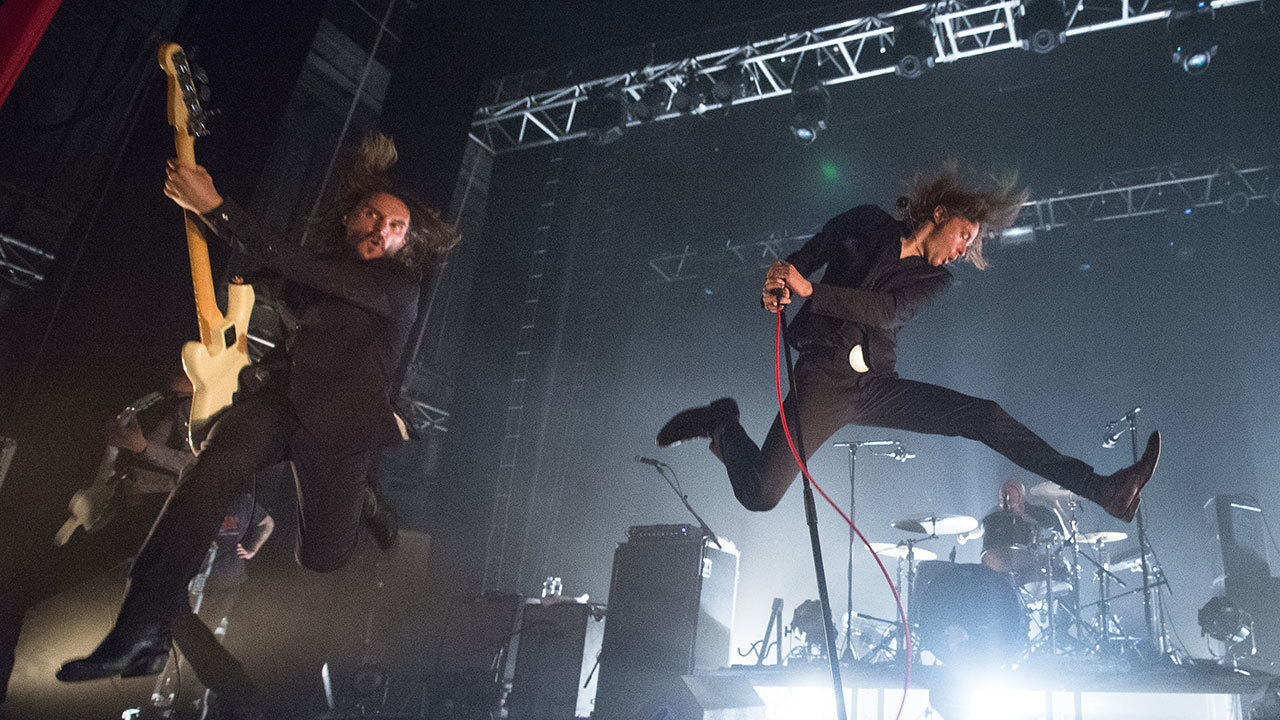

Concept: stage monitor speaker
[[1205, 494, 1280, 660], [1205, 494, 1271, 585], [508, 600, 605, 720], [424, 592, 524, 719], [592, 525, 739, 720]]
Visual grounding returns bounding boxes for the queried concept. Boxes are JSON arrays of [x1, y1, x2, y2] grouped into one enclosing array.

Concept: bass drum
[[913, 562, 1028, 666]]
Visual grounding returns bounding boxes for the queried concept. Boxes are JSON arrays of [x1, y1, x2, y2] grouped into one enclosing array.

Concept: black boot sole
[[657, 398, 739, 447], [56, 648, 167, 682]]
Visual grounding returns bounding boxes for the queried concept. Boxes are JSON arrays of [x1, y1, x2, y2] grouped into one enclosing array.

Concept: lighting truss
[[471, 0, 1263, 153], [405, 398, 450, 434], [0, 232, 55, 290], [646, 155, 1278, 282], [399, 363, 454, 433]]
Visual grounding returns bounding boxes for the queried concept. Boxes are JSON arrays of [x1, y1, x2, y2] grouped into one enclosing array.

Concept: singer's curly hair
[[308, 133, 459, 271], [895, 161, 1028, 270]]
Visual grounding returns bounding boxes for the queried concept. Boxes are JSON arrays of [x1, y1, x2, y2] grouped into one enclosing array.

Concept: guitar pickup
[[224, 326, 237, 350]]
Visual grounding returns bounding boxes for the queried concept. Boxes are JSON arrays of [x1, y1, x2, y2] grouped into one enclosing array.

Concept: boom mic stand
[[832, 439, 912, 660], [780, 309, 848, 720]]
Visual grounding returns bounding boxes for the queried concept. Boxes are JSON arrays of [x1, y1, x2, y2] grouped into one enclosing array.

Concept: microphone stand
[[780, 308, 848, 720], [649, 462, 722, 549], [832, 439, 907, 661], [1112, 411, 1171, 658]]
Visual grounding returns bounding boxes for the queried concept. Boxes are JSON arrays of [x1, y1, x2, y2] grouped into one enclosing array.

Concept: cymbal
[[891, 514, 978, 536], [870, 542, 937, 561], [1027, 481, 1080, 501], [1079, 531, 1128, 545]]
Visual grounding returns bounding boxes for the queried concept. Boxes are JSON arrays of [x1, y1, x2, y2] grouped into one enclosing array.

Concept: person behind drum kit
[[957, 480, 1064, 575]]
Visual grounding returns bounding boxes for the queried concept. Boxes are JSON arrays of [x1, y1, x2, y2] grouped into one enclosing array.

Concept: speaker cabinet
[[509, 601, 605, 720], [592, 527, 739, 720], [1205, 494, 1271, 583], [1206, 495, 1280, 660]]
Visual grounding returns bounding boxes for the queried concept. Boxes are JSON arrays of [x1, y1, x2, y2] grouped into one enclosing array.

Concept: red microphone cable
[[774, 309, 913, 720]]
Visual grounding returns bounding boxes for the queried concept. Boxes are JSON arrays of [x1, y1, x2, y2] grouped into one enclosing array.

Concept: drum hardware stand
[[779, 310, 848, 720], [832, 439, 911, 661], [1080, 542, 1128, 651]]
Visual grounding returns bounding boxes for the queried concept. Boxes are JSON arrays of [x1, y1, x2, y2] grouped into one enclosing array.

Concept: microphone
[[634, 455, 664, 468], [1102, 407, 1141, 448], [890, 444, 914, 462]]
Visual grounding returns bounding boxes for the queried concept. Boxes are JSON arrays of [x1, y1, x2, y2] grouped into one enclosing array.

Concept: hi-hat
[[1079, 531, 1128, 545], [890, 514, 977, 536], [870, 542, 937, 561], [1028, 481, 1080, 502]]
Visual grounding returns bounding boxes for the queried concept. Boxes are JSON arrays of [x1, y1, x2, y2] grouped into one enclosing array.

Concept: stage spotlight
[[1168, 0, 1217, 75], [789, 82, 830, 145], [1198, 595, 1254, 648], [711, 65, 747, 105], [891, 14, 937, 79], [627, 83, 668, 122], [671, 72, 712, 113], [789, 599, 829, 647], [584, 89, 626, 145], [1019, 0, 1067, 54]]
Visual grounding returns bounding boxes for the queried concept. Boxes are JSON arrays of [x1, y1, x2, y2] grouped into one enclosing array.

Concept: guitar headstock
[[158, 42, 210, 143]]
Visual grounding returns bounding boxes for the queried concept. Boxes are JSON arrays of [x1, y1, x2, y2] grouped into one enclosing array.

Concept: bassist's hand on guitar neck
[[164, 158, 223, 215]]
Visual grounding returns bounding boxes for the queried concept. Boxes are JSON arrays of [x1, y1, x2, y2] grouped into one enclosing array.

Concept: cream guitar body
[[160, 43, 255, 452], [182, 280, 254, 448]]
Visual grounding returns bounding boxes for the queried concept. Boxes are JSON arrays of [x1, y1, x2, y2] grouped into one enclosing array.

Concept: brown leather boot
[[1094, 431, 1161, 522]]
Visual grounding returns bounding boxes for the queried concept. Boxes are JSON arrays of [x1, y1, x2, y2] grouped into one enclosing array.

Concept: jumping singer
[[658, 163, 1159, 520]]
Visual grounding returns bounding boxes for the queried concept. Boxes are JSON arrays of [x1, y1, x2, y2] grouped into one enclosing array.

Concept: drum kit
[[848, 481, 1168, 667]]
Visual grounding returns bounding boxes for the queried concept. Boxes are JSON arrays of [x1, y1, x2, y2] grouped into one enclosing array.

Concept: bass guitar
[[158, 42, 254, 452]]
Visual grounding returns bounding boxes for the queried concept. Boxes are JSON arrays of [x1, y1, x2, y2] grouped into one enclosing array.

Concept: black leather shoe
[[1096, 430, 1160, 523], [657, 398, 740, 447], [362, 486, 399, 550], [57, 619, 170, 682]]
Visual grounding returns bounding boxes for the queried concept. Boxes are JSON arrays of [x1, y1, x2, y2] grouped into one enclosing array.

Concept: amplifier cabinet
[[592, 532, 739, 720]]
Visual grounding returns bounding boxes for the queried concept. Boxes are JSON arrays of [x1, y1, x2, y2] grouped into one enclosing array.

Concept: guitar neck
[[173, 131, 221, 346]]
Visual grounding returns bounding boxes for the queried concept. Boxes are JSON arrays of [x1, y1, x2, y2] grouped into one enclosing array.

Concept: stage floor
[[700, 659, 1276, 720]]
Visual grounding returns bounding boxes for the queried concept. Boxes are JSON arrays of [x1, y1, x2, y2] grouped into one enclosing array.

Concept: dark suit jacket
[[198, 201, 420, 453], [785, 204, 951, 374]]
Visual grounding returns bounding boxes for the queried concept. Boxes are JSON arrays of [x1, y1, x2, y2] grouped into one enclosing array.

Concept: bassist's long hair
[[307, 133, 458, 272]]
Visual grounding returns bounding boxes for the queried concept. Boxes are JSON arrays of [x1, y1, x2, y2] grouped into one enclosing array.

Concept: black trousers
[[714, 350, 1101, 512], [125, 390, 371, 621]]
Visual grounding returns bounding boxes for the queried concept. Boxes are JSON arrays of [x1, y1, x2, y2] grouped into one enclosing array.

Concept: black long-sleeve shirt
[[785, 204, 951, 374], [197, 201, 420, 453]]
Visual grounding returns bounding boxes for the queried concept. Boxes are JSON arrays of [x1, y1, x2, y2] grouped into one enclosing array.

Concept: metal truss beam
[[1, 232, 55, 290], [471, 0, 1263, 153], [646, 155, 1280, 282], [405, 399, 450, 434]]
